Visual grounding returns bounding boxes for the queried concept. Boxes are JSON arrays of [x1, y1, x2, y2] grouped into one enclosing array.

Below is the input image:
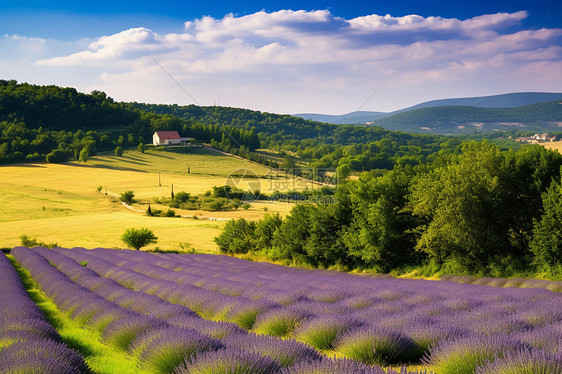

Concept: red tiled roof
[[155, 131, 181, 140]]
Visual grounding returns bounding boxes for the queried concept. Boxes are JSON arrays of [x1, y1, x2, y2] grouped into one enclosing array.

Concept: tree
[[254, 213, 282, 250], [120, 190, 135, 204], [410, 142, 509, 269], [272, 204, 316, 264], [343, 166, 422, 272], [336, 163, 351, 182], [212, 185, 232, 198], [46, 149, 68, 163], [122, 228, 158, 250], [79, 147, 89, 162], [214, 218, 256, 254], [137, 143, 147, 153], [530, 181, 562, 274], [114, 146, 123, 156]]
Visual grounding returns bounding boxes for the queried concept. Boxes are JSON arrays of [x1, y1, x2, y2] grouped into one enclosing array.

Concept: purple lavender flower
[[0, 338, 89, 374], [475, 347, 562, 373], [423, 334, 529, 374], [252, 308, 310, 337], [102, 315, 163, 351], [222, 331, 321, 366], [334, 327, 418, 366], [174, 347, 282, 374], [293, 315, 361, 350], [130, 326, 222, 374], [281, 356, 389, 374]]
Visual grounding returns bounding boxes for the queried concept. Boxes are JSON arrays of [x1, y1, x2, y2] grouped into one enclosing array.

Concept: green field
[[0, 147, 309, 252]]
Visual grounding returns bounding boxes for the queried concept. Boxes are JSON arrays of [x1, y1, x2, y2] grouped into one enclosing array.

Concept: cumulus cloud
[[28, 10, 562, 113]]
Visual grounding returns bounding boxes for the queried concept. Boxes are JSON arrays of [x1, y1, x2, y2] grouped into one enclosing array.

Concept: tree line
[[0, 81, 263, 164], [130, 101, 458, 172], [216, 142, 562, 278], [2, 81, 459, 172]]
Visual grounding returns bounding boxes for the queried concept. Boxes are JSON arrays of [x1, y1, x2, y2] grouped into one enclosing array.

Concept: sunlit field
[[0, 147, 309, 252], [543, 140, 562, 153]]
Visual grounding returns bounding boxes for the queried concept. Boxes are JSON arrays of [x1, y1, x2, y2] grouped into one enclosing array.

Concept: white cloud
[[4, 34, 46, 42], [14, 10, 561, 113]]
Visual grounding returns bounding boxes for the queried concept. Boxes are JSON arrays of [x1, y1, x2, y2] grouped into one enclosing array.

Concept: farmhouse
[[153, 131, 191, 146], [515, 133, 557, 143]]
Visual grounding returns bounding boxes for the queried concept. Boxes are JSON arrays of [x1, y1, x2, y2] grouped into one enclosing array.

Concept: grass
[[0, 147, 309, 252], [7, 255, 147, 374]]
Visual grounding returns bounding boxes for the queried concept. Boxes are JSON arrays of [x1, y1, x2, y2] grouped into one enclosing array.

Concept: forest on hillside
[[1, 81, 458, 171]]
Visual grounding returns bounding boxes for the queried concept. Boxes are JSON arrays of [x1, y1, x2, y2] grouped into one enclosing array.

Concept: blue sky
[[1, 1, 561, 113]]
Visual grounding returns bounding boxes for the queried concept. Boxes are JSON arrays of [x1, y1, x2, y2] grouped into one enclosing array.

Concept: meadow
[[3, 246, 562, 373], [0, 147, 309, 252], [543, 140, 562, 153]]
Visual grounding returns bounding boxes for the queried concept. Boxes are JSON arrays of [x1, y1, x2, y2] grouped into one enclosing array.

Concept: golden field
[[0, 147, 310, 252]]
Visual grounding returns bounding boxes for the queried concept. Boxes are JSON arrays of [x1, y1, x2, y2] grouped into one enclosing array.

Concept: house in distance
[[152, 131, 192, 146], [515, 133, 557, 143]]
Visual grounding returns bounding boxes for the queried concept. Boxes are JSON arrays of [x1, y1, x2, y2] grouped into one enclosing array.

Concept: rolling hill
[[373, 99, 562, 134], [293, 92, 562, 134], [292, 111, 387, 124]]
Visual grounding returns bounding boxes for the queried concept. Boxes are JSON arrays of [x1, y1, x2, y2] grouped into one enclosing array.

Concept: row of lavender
[[40, 249, 562, 372], [56, 246, 562, 373], [0, 252, 89, 373], [440, 274, 562, 293], [31, 247, 562, 372], [11, 246, 421, 374]]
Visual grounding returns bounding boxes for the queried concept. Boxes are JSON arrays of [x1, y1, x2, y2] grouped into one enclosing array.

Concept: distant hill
[[395, 92, 562, 112], [293, 92, 562, 134], [372, 100, 562, 134], [293, 111, 387, 124]]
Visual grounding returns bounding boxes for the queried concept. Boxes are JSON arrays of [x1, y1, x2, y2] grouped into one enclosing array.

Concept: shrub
[[19, 235, 57, 249], [120, 191, 135, 204], [175, 348, 281, 374], [45, 149, 68, 163], [294, 316, 357, 350], [221, 333, 321, 367], [252, 309, 308, 337], [102, 317, 157, 351], [423, 335, 526, 374], [131, 327, 222, 374], [174, 191, 190, 203], [114, 146, 123, 156], [475, 348, 562, 374], [335, 328, 417, 366], [121, 228, 158, 250]]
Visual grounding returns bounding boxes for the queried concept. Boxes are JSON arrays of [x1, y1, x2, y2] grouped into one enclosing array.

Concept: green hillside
[[373, 100, 562, 134], [0, 81, 460, 172]]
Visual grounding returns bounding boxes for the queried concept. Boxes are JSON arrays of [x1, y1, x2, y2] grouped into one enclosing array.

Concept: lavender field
[[3, 247, 562, 373]]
